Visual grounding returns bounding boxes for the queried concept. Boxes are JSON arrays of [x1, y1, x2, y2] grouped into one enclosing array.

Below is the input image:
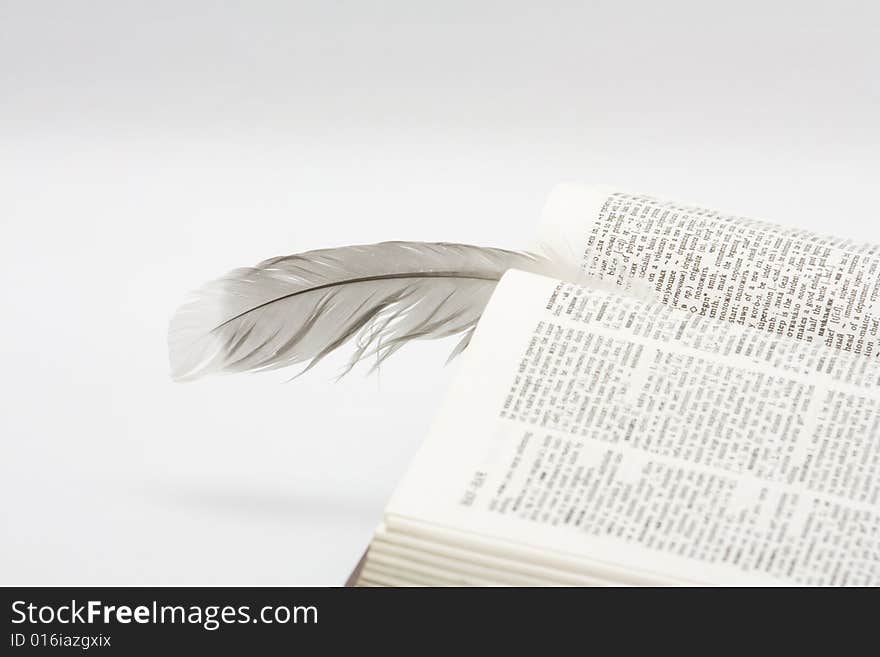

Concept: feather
[[168, 241, 565, 381]]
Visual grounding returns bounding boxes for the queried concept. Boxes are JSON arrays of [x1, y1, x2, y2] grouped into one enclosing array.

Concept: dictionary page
[[536, 184, 880, 358], [385, 269, 880, 586]]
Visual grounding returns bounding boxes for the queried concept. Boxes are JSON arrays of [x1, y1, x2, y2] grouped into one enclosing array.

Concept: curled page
[[537, 184, 880, 358]]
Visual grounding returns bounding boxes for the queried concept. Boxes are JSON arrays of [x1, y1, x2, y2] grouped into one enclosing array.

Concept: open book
[[354, 184, 880, 586]]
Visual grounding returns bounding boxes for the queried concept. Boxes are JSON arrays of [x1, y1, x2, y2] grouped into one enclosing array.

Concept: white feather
[[168, 241, 564, 381]]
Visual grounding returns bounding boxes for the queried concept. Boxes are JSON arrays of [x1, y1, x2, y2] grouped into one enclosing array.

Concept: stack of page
[[355, 184, 880, 586]]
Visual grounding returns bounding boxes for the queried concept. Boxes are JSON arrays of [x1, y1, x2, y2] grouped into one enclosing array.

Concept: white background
[[2, 1, 879, 584]]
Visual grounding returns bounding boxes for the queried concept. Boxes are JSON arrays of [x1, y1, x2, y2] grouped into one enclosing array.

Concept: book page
[[536, 184, 880, 358], [386, 270, 880, 585]]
